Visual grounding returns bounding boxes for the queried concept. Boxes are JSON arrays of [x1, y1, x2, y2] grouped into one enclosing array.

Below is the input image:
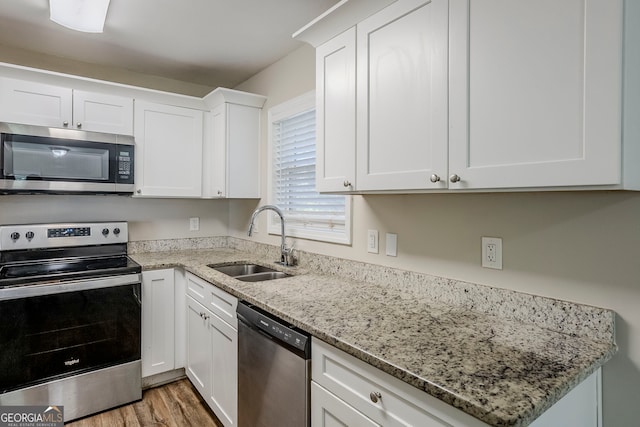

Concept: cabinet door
[[316, 27, 357, 192], [186, 296, 211, 397], [312, 382, 380, 427], [312, 338, 489, 427], [0, 77, 72, 128], [529, 370, 600, 427], [73, 90, 134, 135], [356, 0, 449, 191], [449, 0, 623, 189], [134, 101, 203, 197], [208, 312, 238, 427], [208, 103, 261, 198], [141, 269, 175, 377], [209, 104, 228, 197]]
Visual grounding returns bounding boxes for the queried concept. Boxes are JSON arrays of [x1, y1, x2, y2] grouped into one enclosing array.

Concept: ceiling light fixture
[[49, 0, 111, 33]]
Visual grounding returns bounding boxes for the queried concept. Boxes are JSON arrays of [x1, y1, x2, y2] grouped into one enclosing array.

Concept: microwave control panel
[[116, 147, 134, 184]]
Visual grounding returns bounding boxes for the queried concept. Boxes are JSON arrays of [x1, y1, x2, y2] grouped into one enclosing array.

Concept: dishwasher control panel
[[237, 301, 310, 355]]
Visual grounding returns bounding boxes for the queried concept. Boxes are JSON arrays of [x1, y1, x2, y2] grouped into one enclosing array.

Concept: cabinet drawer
[[185, 272, 237, 329], [186, 272, 208, 305], [312, 382, 380, 427], [312, 338, 488, 427], [206, 282, 237, 329]]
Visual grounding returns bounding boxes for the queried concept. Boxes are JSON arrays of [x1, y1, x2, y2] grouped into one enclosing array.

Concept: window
[[268, 91, 351, 245]]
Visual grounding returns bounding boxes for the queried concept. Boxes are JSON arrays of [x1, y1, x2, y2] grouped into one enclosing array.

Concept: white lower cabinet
[[185, 273, 238, 427], [312, 338, 601, 427], [208, 306, 238, 426], [312, 382, 380, 427], [141, 269, 176, 378]]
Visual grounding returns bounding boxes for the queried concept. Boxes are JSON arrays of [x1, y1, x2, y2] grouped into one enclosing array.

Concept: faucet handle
[[283, 247, 297, 267]]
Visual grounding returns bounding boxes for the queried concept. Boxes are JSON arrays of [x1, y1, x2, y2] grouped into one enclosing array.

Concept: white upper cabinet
[[134, 100, 204, 197], [448, 0, 623, 190], [0, 77, 133, 135], [316, 27, 357, 192], [0, 78, 71, 128], [356, 0, 449, 191], [72, 90, 134, 135], [298, 0, 625, 192], [203, 88, 266, 199]]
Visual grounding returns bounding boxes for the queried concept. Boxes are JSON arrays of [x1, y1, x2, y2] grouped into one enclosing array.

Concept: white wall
[[235, 44, 640, 426], [0, 195, 229, 241]]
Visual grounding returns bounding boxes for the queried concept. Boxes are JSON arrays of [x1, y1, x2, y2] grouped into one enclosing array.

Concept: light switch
[[367, 229, 379, 254]]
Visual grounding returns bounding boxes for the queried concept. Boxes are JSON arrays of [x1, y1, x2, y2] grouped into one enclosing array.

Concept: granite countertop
[[130, 247, 616, 427]]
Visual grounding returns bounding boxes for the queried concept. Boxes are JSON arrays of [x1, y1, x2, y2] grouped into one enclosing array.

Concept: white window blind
[[269, 94, 350, 244]]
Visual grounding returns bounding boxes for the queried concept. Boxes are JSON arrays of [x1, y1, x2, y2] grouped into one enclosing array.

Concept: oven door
[[0, 274, 141, 394]]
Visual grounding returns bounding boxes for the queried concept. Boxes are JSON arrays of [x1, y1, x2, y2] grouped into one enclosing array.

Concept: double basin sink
[[208, 262, 293, 282]]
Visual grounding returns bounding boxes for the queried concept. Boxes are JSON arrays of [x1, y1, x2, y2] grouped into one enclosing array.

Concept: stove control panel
[[48, 227, 91, 238], [0, 222, 129, 250]]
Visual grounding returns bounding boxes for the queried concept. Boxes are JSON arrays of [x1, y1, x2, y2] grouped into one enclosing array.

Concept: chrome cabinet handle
[[136, 189, 142, 194], [343, 180, 351, 188], [76, 122, 82, 128], [63, 121, 69, 127], [430, 174, 440, 183], [449, 174, 461, 183], [369, 391, 382, 403], [217, 190, 223, 196]]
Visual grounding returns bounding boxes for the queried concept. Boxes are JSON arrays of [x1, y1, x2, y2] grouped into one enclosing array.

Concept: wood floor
[[65, 379, 223, 427]]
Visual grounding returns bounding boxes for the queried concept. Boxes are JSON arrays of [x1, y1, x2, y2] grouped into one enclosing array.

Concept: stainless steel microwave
[[0, 122, 134, 194]]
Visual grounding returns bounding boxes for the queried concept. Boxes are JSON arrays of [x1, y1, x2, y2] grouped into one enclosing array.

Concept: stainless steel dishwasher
[[237, 301, 311, 427]]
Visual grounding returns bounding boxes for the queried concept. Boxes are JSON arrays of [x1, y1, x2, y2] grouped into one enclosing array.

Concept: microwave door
[[8, 140, 110, 182], [0, 131, 121, 193]]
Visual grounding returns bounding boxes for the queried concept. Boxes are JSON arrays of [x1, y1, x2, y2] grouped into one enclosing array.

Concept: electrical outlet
[[481, 237, 502, 269], [189, 217, 200, 231], [386, 233, 397, 257], [367, 229, 379, 254]]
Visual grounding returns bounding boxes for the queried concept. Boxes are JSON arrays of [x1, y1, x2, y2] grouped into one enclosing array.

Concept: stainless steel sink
[[208, 263, 293, 282], [233, 271, 291, 282]]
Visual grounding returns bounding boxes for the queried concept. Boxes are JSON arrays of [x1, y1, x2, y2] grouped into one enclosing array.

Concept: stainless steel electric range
[[0, 222, 141, 422]]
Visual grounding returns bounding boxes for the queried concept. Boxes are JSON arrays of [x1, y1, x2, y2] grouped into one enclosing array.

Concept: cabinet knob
[[63, 121, 69, 127], [217, 190, 223, 196], [369, 391, 382, 403], [136, 189, 142, 194], [76, 122, 82, 128], [449, 174, 461, 183], [343, 180, 351, 188], [430, 174, 441, 183]]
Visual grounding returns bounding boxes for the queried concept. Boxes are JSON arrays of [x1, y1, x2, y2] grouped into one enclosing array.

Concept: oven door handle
[[0, 273, 141, 301]]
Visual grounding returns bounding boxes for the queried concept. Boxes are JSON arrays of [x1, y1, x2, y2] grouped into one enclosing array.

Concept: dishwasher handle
[[237, 301, 310, 356]]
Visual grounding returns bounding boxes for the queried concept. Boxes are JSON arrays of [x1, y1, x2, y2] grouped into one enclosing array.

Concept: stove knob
[[10, 232, 20, 241], [102, 228, 109, 236], [25, 231, 34, 240], [113, 228, 121, 236]]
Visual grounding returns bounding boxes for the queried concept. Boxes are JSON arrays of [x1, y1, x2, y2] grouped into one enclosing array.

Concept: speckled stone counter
[[130, 240, 616, 427]]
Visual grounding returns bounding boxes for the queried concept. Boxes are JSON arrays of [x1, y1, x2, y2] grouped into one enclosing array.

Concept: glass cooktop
[[0, 255, 141, 288]]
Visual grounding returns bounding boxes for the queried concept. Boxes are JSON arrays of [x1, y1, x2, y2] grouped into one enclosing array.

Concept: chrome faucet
[[248, 205, 296, 266]]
